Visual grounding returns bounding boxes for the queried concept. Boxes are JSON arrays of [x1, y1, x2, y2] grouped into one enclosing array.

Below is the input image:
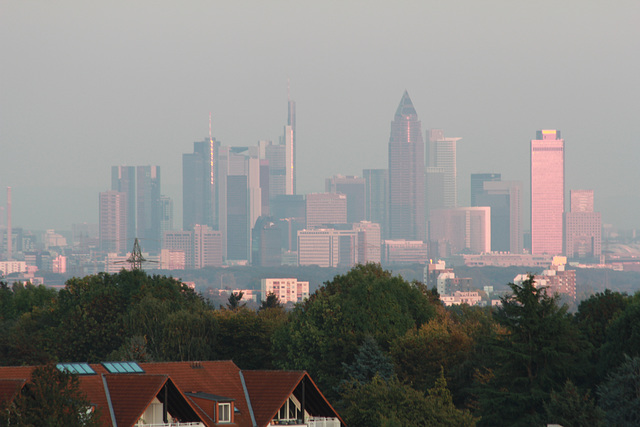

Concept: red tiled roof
[[105, 374, 168, 427], [140, 360, 247, 427], [241, 370, 305, 427], [0, 379, 26, 403]]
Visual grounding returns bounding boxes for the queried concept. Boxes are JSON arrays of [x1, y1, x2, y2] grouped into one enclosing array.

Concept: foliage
[[598, 297, 640, 375], [598, 355, 640, 426], [259, 292, 282, 311], [477, 276, 587, 426], [339, 372, 477, 427], [226, 291, 246, 310], [0, 364, 100, 426], [272, 263, 436, 397], [342, 335, 394, 385], [543, 380, 604, 427]]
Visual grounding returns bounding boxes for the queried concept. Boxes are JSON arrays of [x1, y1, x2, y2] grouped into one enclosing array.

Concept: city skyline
[[2, 2, 640, 231]]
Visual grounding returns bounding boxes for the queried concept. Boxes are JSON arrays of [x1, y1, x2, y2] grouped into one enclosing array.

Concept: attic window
[[56, 363, 96, 375], [218, 403, 231, 423], [102, 361, 144, 374]]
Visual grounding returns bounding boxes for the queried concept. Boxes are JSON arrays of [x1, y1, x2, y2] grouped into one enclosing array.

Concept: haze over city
[[2, 1, 639, 231]]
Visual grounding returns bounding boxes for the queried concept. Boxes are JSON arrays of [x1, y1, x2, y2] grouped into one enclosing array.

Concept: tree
[[259, 292, 282, 311], [339, 372, 477, 427], [543, 380, 604, 427], [272, 263, 436, 398], [477, 276, 587, 426], [598, 355, 640, 426], [343, 335, 394, 385], [0, 364, 100, 426], [226, 291, 246, 310]]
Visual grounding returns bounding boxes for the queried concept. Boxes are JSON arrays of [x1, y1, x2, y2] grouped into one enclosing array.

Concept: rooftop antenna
[[209, 112, 215, 187], [287, 77, 290, 101]]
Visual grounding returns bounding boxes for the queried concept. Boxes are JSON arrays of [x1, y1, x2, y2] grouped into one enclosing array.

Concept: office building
[[306, 193, 347, 228], [425, 166, 446, 219], [111, 166, 136, 243], [382, 240, 429, 265], [183, 138, 219, 231], [564, 190, 601, 259], [99, 190, 127, 254], [473, 179, 522, 253], [352, 221, 382, 264], [326, 175, 366, 223], [136, 166, 161, 254], [427, 129, 461, 209], [363, 169, 388, 238], [388, 91, 425, 241], [430, 207, 491, 255], [470, 173, 501, 206], [251, 216, 282, 267], [531, 130, 564, 255], [163, 225, 222, 269], [297, 228, 359, 268]]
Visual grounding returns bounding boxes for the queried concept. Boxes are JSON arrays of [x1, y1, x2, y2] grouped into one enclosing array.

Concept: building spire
[[395, 90, 417, 118]]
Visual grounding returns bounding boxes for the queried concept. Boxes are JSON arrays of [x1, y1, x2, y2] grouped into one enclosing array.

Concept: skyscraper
[[470, 173, 501, 206], [325, 175, 366, 223], [564, 190, 601, 259], [136, 166, 161, 254], [531, 130, 564, 255], [183, 138, 218, 231], [306, 193, 347, 228], [99, 190, 127, 254], [474, 180, 522, 253], [388, 91, 425, 241], [111, 166, 136, 243], [287, 94, 296, 195], [427, 129, 461, 210], [363, 169, 388, 237]]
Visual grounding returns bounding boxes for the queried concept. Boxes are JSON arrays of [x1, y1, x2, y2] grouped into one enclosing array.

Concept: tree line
[[1, 264, 640, 426]]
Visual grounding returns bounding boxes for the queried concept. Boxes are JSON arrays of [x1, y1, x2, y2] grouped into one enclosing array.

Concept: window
[[218, 403, 231, 423], [277, 397, 302, 422]]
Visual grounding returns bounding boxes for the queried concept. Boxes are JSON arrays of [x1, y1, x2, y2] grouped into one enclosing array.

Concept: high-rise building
[[388, 91, 425, 241], [427, 129, 461, 210], [473, 179, 522, 253], [99, 190, 127, 254], [163, 225, 222, 269], [531, 130, 564, 255], [470, 173, 501, 206], [325, 175, 366, 223], [136, 166, 161, 254], [425, 166, 445, 220], [297, 228, 359, 268], [564, 190, 601, 259], [363, 169, 388, 238], [251, 216, 282, 267], [183, 138, 219, 231], [159, 196, 173, 240], [352, 221, 381, 264], [306, 193, 347, 228], [111, 166, 136, 243], [430, 207, 491, 255], [287, 95, 296, 195]]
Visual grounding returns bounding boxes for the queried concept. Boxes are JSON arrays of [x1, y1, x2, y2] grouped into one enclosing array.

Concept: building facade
[[306, 193, 347, 228], [99, 190, 127, 254], [388, 91, 425, 241], [531, 130, 564, 255], [564, 190, 601, 259]]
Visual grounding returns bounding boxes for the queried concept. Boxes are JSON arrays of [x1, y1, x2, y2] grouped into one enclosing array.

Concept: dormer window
[[218, 402, 231, 423]]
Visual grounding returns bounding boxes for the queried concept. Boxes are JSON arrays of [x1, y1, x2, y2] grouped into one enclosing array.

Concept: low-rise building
[[261, 278, 310, 304]]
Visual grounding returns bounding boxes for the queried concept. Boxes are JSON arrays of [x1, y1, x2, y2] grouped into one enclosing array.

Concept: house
[[0, 361, 344, 427]]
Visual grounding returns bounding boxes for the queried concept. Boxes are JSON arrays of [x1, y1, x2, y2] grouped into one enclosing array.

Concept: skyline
[[2, 2, 640, 231]]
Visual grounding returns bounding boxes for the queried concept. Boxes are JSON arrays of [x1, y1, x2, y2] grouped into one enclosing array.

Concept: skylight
[[102, 361, 145, 374], [56, 363, 96, 375]]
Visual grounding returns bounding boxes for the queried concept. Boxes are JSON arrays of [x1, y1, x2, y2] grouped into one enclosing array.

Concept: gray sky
[[1, 1, 639, 231]]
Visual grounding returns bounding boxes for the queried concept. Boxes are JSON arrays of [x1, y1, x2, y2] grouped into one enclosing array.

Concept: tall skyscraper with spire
[[285, 92, 296, 195], [531, 129, 564, 255], [388, 91, 425, 241]]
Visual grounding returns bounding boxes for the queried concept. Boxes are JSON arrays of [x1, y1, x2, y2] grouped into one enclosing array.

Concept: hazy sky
[[1, 1, 639, 231]]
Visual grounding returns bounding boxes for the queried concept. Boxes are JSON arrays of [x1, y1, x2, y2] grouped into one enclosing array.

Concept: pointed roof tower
[[395, 90, 417, 119]]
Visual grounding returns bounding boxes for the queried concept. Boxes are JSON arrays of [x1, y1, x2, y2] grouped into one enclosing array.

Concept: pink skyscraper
[[530, 130, 564, 255]]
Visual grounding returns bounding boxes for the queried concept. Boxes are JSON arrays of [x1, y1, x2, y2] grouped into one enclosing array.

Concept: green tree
[[598, 355, 640, 426], [339, 372, 477, 427], [543, 380, 604, 427], [272, 263, 436, 397], [0, 364, 100, 426], [259, 292, 282, 311], [477, 276, 587, 426], [598, 297, 640, 376], [343, 335, 394, 384], [226, 291, 246, 310]]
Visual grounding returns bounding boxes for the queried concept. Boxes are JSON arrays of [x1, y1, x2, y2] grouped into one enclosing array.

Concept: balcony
[[270, 417, 340, 427], [137, 423, 205, 427]]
